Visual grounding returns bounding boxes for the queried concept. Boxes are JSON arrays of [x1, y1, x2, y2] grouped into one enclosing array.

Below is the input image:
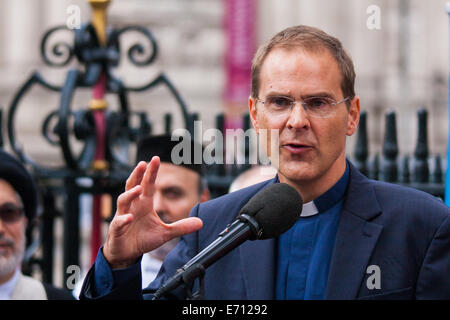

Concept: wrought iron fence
[[353, 109, 445, 200]]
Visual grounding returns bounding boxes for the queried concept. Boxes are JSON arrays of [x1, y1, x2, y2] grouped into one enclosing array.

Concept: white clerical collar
[[0, 268, 20, 300], [300, 201, 319, 217]]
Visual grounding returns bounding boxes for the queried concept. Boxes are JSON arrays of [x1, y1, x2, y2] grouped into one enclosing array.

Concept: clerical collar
[[300, 201, 319, 217], [275, 162, 349, 217]]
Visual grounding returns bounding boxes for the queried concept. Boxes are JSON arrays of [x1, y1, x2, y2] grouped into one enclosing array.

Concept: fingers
[[166, 217, 203, 239], [117, 185, 142, 214], [142, 156, 160, 197], [110, 213, 134, 237], [125, 161, 147, 191]]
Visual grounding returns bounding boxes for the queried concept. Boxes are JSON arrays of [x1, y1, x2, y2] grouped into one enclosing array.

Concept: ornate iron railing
[[5, 0, 196, 287]]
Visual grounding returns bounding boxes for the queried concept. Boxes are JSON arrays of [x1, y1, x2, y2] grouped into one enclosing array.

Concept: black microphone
[[152, 183, 303, 299]]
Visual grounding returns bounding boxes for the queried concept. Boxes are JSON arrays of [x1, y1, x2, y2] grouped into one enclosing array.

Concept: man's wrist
[[109, 260, 139, 270], [102, 247, 139, 270]]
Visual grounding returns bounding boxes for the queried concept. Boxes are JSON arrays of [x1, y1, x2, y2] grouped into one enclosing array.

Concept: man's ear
[[22, 216, 29, 231], [200, 187, 210, 203], [249, 96, 259, 134], [346, 96, 360, 136]]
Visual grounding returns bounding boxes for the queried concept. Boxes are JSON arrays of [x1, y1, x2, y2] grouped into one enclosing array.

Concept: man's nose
[[286, 102, 310, 130], [153, 193, 168, 221]]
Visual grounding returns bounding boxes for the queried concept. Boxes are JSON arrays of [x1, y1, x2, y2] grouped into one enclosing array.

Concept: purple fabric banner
[[223, 0, 256, 129]]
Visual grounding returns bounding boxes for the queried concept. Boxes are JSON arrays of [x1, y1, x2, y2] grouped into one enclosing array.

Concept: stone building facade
[[0, 0, 448, 165]]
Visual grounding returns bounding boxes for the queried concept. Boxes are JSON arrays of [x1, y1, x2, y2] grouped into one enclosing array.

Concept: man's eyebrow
[[301, 92, 336, 100], [263, 91, 337, 100], [0, 201, 21, 208], [161, 186, 185, 194], [263, 91, 291, 97]]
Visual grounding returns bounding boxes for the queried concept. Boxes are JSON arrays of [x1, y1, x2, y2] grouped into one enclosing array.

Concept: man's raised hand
[[103, 156, 203, 269]]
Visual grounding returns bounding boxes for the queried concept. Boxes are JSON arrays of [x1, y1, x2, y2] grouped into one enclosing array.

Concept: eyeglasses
[[0, 203, 25, 224], [256, 95, 353, 119]]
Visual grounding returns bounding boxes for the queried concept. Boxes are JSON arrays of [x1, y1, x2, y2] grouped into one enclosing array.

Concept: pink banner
[[224, 0, 256, 105]]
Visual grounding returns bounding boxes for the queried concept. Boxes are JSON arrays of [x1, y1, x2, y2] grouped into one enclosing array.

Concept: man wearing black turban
[[0, 149, 73, 300]]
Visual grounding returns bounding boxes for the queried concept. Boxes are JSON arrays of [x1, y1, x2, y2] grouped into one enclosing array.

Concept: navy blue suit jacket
[[81, 162, 450, 300]]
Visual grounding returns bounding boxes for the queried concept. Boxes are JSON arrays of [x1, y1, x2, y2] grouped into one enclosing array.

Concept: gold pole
[[88, 0, 110, 171], [88, 0, 110, 112], [88, 0, 110, 46]]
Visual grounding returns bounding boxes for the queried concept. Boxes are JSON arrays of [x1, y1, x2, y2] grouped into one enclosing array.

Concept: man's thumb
[[168, 217, 203, 238]]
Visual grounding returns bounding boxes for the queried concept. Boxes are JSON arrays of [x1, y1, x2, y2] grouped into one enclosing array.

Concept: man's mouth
[[0, 243, 13, 255], [282, 143, 313, 154], [0, 239, 14, 249]]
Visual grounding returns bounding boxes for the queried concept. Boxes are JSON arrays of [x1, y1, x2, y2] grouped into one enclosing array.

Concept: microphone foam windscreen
[[238, 183, 303, 239]]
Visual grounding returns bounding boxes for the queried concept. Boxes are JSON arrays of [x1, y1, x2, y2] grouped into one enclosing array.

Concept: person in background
[[0, 149, 74, 300], [228, 165, 277, 193], [135, 135, 210, 286]]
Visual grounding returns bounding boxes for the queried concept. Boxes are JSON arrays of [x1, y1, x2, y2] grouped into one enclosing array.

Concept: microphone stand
[[152, 263, 206, 300], [183, 266, 205, 300], [178, 263, 206, 300], [152, 214, 260, 300]]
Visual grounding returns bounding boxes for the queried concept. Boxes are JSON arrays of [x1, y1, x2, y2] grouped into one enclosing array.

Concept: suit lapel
[[325, 209, 383, 299], [326, 163, 383, 299], [239, 238, 276, 299]]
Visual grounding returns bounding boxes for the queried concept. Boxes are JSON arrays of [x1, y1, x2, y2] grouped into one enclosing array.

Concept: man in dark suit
[[80, 25, 450, 300]]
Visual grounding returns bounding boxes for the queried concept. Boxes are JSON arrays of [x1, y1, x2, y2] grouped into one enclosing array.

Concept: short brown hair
[[251, 25, 355, 103]]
